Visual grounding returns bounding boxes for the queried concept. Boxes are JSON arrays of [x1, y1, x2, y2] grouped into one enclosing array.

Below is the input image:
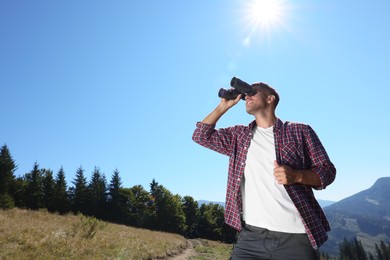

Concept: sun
[[249, 0, 283, 26], [240, 0, 289, 46]]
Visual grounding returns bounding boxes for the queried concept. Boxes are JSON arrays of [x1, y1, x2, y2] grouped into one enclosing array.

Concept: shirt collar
[[274, 117, 283, 132], [248, 117, 283, 131]]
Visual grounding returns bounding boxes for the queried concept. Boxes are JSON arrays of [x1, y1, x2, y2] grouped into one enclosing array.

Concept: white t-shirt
[[241, 126, 306, 233]]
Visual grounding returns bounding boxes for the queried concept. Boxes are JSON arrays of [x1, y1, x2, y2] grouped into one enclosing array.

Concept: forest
[[0, 144, 236, 243]]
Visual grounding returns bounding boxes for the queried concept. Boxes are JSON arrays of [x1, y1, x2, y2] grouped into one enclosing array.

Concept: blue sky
[[1, 0, 389, 202]]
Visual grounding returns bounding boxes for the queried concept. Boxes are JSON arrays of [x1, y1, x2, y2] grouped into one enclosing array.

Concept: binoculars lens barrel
[[218, 77, 252, 100]]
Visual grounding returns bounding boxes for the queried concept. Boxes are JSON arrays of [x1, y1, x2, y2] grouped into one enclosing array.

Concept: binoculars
[[218, 77, 255, 100]]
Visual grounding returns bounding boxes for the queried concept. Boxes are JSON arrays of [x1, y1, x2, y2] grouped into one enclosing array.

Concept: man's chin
[[246, 108, 254, 115]]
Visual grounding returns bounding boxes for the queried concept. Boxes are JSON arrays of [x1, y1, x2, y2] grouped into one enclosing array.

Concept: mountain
[[321, 177, 390, 256], [318, 199, 336, 208], [198, 200, 225, 207], [198, 199, 335, 208]]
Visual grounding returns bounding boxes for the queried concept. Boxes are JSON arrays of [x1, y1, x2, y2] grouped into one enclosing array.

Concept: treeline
[[318, 237, 390, 260], [336, 237, 390, 260], [0, 144, 236, 242]]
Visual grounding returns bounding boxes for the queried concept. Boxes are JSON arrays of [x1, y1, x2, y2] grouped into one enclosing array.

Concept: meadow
[[0, 208, 232, 259], [0, 208, 187, 259]]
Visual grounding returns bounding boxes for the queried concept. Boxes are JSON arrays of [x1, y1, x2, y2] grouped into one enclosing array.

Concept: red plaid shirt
[[192, 118, 336, 248]]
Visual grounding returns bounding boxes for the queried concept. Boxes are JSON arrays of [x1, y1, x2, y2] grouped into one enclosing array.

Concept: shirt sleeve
[[192, 122, 236, 157], [305, 125, 336, 190]]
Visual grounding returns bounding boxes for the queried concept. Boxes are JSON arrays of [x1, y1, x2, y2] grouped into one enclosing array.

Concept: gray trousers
[[230, 224, 319, 260]]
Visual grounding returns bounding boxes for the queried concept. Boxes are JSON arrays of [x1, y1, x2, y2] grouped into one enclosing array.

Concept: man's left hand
[[273, 160, 302, 185]]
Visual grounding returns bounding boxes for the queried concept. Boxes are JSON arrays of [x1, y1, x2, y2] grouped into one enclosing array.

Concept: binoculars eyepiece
[[218, 77, 254, 100]]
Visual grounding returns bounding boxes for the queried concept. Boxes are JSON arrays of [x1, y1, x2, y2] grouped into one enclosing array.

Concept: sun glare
[[250, 0, 282, 26], [240, 0, 289, 46]]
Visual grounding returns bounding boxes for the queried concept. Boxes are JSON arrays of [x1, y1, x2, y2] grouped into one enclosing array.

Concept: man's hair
[[252, 82, 280, 109]]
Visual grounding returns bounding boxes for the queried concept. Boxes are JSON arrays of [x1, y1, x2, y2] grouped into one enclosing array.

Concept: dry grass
[[0, 208, 187, 259], [190, 239, 233, 260]]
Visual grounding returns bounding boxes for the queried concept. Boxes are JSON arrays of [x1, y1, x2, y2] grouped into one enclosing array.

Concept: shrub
[[69, 214, 107, 239]]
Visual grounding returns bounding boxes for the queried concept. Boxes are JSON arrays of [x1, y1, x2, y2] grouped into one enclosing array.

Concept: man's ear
[[267, 95, 275, 104]]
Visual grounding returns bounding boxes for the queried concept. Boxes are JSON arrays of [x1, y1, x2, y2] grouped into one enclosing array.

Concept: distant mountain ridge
[[325, 177, 390, 219], [322, 177, 390, 256], [198, 200, 225, 207], [198, 199, 335, 208]]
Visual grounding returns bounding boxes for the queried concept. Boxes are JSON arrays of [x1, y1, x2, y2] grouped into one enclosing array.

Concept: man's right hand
[[220, 94, 242, 111], [201, 94, 242, 125]]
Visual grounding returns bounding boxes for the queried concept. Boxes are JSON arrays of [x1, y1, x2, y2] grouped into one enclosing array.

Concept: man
[[192, 81, 336, 259]]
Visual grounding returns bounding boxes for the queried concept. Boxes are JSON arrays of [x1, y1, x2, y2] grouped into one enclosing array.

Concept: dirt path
[[168, 239, 202, 260], [166, 238, 233, 260]]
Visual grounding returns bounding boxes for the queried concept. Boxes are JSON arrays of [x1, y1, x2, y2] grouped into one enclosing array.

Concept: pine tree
[[380, 241, 390, 260], [25, 162, 44, 210], [109, 169, 122, 203], [376, 240, 390, 260], [42, 169, 56, 212], [53, 167, 70, 214], [88, 167, 108, 219], [0, 144, 17, 208], [70, 166, 89, 215], [338, 237, 368, 260], [376, 243, 384, 260], [353, 238, 368, 260], [13, 176, 27, 208], [150, 179, 159, 195], [147, 179, 159, 229], [108, 169, 128, 223]]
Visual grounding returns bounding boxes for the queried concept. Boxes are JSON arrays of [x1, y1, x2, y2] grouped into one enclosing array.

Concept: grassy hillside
[[0, 208, 188, 259], [0, 208, 234, 259]]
